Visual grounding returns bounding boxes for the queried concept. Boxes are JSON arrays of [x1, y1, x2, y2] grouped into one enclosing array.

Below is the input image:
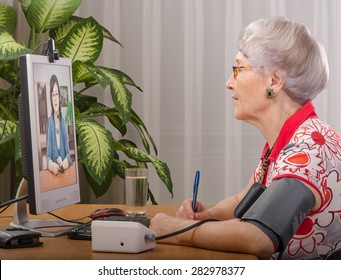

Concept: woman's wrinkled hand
[[176, 198, 213, 220], [150, 213, 185, 244]]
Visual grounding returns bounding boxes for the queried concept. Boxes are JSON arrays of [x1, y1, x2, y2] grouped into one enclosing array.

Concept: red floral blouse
[[254, 102, 341, 259]]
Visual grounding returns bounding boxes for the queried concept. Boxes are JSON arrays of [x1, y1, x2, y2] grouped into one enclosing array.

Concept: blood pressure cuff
[[234, 182, 266, 218], [240, 177, 315, 252]]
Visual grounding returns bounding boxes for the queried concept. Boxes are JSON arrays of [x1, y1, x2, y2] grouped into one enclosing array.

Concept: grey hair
[[238, 16, 329, 104]]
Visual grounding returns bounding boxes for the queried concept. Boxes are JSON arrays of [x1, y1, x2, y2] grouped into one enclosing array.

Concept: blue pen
[[192, 170, 200, 212]]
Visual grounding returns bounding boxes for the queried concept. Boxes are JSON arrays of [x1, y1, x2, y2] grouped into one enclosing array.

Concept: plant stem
[[28, 27, 35, 50]]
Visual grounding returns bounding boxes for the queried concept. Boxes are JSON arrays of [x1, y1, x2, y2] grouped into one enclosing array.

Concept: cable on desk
[[154, 218, 218, 241], [47, 212, 88, 225], [0, 195, 28, 214]]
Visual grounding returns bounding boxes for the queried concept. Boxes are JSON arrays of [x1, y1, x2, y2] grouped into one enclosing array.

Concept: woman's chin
[[233, 109, 243, 120]]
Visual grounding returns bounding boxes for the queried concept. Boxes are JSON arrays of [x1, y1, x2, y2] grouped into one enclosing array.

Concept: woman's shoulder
[[292, 117, 340, 144], [60, 116, 67, 127], [47, 116, 54, 126], [275, 116, 341, 180]]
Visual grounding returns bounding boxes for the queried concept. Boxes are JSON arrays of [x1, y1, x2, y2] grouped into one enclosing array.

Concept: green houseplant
[[0, 0, 173, 202]]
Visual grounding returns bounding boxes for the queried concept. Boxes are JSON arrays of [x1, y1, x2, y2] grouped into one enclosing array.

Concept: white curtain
[[77, 0, 341, 205]]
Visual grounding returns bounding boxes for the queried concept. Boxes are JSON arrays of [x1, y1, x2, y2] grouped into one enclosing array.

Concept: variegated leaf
[[123, 145, 152, 162], [74, 107, 81, 122], [148, 189, 158, 205], [0, 29, 31, 60], [0, 142, 12, 172], [18, 0, 31, 15], [59, 17, 103, 63], [73, 92, 98, 114], [0, 60, 18, 85], [76, 120, 113, 185], [0, 119, 17, 145], [115, 139, 147, 161], [0, 3, 17, 34], [82, 62, 110, 89], [50, 16, 123, 48], [131, 122, 151, 154], [112, 159, 132, 178], [117, 139, 173, 197], [83, 103, 126, 136], [150, 159, 173, 197], [72, 60, 95, 84], [112, 139, 173, 198], [49, 16, 79, 49], [83, 163, 113, 198], [26, 0, 81, 32], [118, 69, 143, 92], [131, 109, 158, 155], [97, 67, 134, 125], [101, 25, 123, 47]]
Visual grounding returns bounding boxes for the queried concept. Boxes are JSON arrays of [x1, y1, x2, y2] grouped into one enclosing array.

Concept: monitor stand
[[10, 178, 77, 237]]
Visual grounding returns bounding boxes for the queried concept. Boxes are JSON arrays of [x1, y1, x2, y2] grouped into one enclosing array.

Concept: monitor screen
[[10, 54, 80, 236]]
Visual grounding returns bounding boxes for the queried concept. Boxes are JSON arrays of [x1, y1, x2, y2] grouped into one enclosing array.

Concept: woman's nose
[[225, 73, 234, 90]]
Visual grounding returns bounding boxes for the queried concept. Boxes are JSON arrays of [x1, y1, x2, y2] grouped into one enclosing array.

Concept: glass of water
[[124, 168, 148, 216]]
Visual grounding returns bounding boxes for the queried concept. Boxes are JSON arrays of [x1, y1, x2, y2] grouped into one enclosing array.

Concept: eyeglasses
[[232, 66, 253, 79]]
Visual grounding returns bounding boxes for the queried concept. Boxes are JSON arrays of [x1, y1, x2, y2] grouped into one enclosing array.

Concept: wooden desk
[[40, 163, 77, 192], [0, 204, 257, 260]]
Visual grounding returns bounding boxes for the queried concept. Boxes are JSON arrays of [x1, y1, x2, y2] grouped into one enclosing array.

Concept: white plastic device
[[91, 220, 156, 253]]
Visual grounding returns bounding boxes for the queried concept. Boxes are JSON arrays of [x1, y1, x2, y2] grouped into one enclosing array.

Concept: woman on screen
[[150, 16, 341, 259], [46, 74, 71, 175]]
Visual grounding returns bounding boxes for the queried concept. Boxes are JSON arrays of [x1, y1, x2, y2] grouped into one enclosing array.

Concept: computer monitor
[[10, 54, 80, 237]]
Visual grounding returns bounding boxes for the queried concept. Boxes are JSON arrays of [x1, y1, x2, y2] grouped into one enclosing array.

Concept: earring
[[266, 87, 276, 99]]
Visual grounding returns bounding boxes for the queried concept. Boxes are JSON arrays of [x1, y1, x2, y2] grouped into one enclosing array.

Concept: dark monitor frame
[[10, 54, 80, 237]]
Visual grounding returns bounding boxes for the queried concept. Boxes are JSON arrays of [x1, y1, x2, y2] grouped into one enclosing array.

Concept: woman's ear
[[271, 69, 285, 92]]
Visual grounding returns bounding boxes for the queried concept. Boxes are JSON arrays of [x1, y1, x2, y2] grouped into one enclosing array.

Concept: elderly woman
[[150, 16, 341, 259]]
